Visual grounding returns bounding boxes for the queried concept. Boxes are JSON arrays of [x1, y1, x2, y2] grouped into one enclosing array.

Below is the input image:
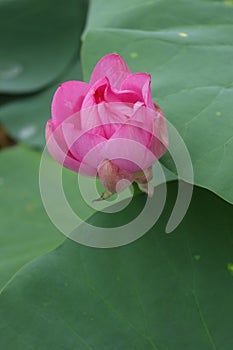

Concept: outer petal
[[130, 103, 168, 159], [62, 122, 107, 171], [46, 120, 96, 176], [51, 80, 90, 125], [90, 54, 130, 90], [80, 101, 135, 139], [149, 103, 169, 159], [100, 137, 157, 174], [102, 104, 168, 172], [107, 104, 154, 172], [111, 120, 152, 149], [121, 73, 154, 109], [108, 124, 154, 172], [46, 120, 81, 173]]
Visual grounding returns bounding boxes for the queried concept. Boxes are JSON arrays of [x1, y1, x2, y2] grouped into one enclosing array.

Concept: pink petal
[[46, 120, 80, 172], [102, 104, 167, 172], [90, 54, 130, 90], [130, 103, 168, 159], [107, 105, 154, 172], [80, 101, 134, 139], [46, 120, 96, 176], [51, 80, 90, 125], [100, 137, 157, 173], [109, 126, 154, 173], [62, 122, 107, 171], [121, 73, 154, 109], [150, 104, 169, 159], [82, 77, 141, 109], [82, 77, 108, 109], [111, 121, 151, 148]]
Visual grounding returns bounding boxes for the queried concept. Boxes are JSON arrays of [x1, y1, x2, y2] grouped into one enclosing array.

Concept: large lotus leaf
[[0, 61, 82, 148], [84, 0, 233, 31], [0, 0, 87, 94], [0, 145, 97, 290], [1, 144, 169, 290], [81, 0, 233, 204], [0, 182, 233, 349]]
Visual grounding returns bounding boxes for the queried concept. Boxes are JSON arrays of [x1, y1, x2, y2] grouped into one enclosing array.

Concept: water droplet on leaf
[[130, 52, 139, 58], [178, 32, 188, 38]]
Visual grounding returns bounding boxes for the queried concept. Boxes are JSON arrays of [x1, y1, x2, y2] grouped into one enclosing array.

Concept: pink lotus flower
[[46, 54, 168, 197]]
